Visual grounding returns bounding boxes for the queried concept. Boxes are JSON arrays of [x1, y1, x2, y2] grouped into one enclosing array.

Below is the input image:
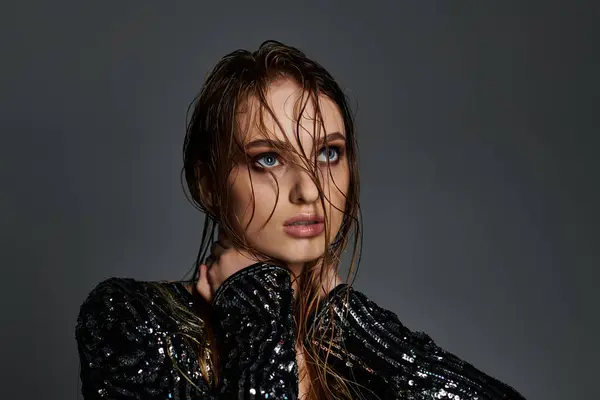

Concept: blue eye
[[255, 153, 281, 168], [317, 146, 340, 163]]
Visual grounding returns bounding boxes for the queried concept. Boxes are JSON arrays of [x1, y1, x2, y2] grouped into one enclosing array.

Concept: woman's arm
[[75, 264, 299, 399], [210, 263, 299, 399], [76, 278, 210, 399], [310, 285, 526, 399]]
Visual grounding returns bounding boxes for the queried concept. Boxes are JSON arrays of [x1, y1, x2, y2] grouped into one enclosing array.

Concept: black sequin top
[[76, 263, 525, 399]]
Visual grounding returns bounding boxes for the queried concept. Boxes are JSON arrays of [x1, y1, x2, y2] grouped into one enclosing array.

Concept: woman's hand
[[195, 228, 261, 303]]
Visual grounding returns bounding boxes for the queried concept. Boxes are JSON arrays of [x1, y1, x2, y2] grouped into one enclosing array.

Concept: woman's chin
[[250, 237, 331, 266], [264, 249, 325, 266]]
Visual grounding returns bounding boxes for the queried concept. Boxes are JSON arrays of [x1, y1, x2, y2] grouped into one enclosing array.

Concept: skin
[[194, 79, 349, 398], [196, 79, 349, 299]]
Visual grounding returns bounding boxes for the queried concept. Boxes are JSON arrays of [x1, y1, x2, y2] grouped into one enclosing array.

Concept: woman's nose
[[289, 167, 320, 205]]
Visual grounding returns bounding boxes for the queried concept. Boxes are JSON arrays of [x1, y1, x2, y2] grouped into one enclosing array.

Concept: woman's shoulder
[[75, 278, 212, 397], [80, 277, 145, 303], [76, 277, 196, 339], [79, 277, 190, 309]]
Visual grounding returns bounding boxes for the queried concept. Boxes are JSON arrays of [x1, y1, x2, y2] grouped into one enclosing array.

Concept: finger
[[205, 255, 215, 267], [195, 264, 212, 303]]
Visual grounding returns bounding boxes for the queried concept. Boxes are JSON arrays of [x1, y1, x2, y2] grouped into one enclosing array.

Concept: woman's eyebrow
[[245, 138, 291, 151], [245, 132, 346, 151], [316, 132, 346, 147]]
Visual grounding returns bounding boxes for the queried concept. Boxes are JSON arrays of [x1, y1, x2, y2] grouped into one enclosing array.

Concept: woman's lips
[[283, 221, 325, 238], [283, 214, 325, 238]]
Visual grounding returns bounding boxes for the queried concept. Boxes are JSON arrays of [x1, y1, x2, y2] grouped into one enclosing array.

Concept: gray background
[[1, 1, 597, 399]]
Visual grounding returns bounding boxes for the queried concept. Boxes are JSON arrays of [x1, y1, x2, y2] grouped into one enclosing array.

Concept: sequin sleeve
[[210, 263, 298, 399], [75, 278, 210, 399], [310, 285, 526, 400]]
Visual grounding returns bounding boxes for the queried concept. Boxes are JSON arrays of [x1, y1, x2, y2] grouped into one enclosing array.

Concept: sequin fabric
[[76, 263, 297, 399], [76, 263, 525, 399], [309, 285, 526, 399]]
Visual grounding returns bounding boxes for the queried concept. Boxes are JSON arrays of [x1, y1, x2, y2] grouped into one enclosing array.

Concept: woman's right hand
[[195, 228, 262, 303]]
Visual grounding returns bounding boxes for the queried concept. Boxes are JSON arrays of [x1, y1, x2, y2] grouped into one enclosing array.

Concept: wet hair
[[156, 40, 362, 399]]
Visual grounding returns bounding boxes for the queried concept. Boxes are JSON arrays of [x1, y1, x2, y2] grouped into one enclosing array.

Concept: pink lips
[[283, 213, 325, 238]]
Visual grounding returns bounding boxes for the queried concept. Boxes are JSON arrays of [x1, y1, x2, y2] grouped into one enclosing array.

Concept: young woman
[[76, 41, 526, 399]]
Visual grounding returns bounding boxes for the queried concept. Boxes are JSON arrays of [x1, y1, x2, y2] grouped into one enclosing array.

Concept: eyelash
[[252, 145, 344, 170]]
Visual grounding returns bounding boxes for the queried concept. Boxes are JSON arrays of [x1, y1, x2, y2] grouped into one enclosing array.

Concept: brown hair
[[171, 40, 361, 399]]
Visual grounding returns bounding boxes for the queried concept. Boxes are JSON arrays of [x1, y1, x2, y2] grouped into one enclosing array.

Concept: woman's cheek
[[330, 167, 350, 236], [233, 179, 280, 231]]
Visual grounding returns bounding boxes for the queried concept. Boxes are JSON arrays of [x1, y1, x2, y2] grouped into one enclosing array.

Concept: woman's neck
[[286, 262, 304, 298], [287, 261, 343, 299]]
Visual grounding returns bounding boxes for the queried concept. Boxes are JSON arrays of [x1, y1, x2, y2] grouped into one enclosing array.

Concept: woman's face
[[226, 79, 349, 267]]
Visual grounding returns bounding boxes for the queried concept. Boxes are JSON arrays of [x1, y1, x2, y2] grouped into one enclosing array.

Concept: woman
[[76, 40, 526, 399]]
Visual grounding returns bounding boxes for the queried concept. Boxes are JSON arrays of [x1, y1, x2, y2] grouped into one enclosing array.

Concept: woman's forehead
[[237, 81, 344, 146]]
